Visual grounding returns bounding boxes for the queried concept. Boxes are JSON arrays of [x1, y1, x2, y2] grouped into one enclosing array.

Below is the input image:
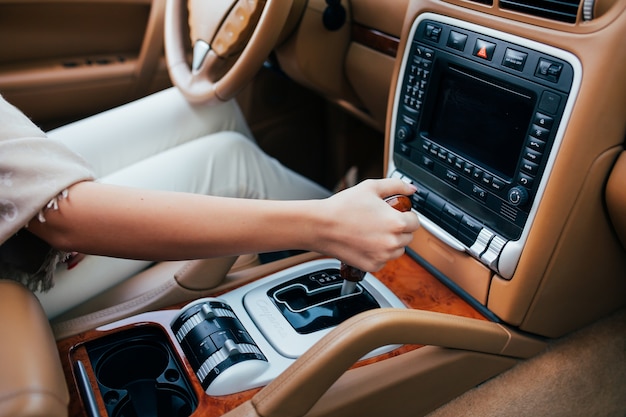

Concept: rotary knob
[[396, 125, 414, 142], [507, 186, 529, 207]]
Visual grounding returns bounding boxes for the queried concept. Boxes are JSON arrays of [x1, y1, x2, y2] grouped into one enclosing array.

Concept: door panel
[[0, 0, 172, 129]]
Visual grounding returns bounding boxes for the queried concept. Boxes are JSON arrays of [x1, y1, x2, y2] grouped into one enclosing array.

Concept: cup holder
[[86, 326, 196, 417]]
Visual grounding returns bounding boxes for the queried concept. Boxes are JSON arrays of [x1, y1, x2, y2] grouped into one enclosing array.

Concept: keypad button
[[524, 147, 542, 163], [533, 112, 554, 129], [521, 159, 539, 175], [517, 172, 534, 188], [530, 124, 550, 140], [527, 136, 546, 152], [490, 177, 505, 192], [471, 185, 488, 201], [502, 48, 528, 71], [445, 169, 459, 184], [447, 31, 468, 51]]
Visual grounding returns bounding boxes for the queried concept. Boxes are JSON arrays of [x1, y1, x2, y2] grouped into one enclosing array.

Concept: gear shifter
[[340, 194, 413, 296]]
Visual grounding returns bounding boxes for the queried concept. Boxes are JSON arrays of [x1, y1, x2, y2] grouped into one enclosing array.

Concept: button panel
[[391, 16, 576, 275]]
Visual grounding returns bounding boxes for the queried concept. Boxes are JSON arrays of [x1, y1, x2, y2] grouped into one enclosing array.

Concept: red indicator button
[[473, 39, 496, 61]]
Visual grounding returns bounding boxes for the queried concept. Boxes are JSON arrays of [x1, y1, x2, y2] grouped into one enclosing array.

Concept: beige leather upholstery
[[606, 151, 626, 250], [0, 280, 68, 417], [223, 308, 546, 417]]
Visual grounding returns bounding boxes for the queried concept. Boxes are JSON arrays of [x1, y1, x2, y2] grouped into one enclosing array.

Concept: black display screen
[[424, 66, 535, 180]]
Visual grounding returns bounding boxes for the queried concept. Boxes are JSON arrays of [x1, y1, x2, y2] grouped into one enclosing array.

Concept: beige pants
[[37, 87, 330, 318]]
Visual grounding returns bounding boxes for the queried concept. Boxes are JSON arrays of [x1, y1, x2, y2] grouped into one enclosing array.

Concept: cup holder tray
[[86, 326, 196, 417]]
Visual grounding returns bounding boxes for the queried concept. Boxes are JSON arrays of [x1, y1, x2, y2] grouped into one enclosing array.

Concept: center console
[[75, 259, 406, 416], [388, 13, 581, 279], [169, 259, 404, 396]]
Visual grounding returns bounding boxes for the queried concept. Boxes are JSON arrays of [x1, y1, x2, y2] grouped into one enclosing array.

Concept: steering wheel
[[165, 0, 294, 104]]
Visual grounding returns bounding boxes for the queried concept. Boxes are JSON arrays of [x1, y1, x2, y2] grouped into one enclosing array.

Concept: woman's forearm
[[28, 179, 419, 271], [28, 182, 316, 258]]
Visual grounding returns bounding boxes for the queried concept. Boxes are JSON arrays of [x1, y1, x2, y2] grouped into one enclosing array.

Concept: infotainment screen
[[423, 65, 536, 180]]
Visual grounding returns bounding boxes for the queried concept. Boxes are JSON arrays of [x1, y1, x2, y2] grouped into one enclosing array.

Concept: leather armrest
[[0, 280, 69, 417], [224, 308, 546, 417]]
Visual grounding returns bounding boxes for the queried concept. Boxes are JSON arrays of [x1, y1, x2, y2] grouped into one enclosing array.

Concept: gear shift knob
[[340, 194, 413, 296]]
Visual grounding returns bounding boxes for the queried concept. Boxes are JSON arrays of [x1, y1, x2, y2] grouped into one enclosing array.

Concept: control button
[[490, 177, 506, 192], [416, 187, 429, 199], [462, 162, 473, 176], [429, 144, 439, 156], [224, 339, 241, 357], [446, 154, 456, 165], [442, 204, 462, 220], [420, 59, 432, 70], [481, 235, 507, 270], [538, 91, 561, 115], [502, 48, 528, 71], [454, 158, 464, 170], [517, 172, 534, 188], [396, 125, 413, 142], [421, 155, 434, 170], [520, 159, 539, 175], [445, 169, 459, 184], [398, 143, 411, 156], [472, 167, 483, 181], [197, 335, 219, 358], [211, 330, 234, 349], [534, 112, 554, 129], [527, 136, 546, 152], [437, 148, 448, 161], [441, 204, 463, 235], [529, 124, 550, 141], [415, 46, 434, 60], [421, 139, 432, 152], [481, 172, 493, 186], [523, 147, 542, 163], [535, 58, 563, 83], [233, 329, 256, 346], [471, 185, 488, 201], [201, 304, 216, 320], [424, 24, 442, 42], [424, 193, 446, 220], [469, 228, 494, 258], [458, 215, 483, 246], [473, 39, 496, 61], [411, 189, 428, 208], [447, 31, 468, 51], [507, 186, 529, 206]]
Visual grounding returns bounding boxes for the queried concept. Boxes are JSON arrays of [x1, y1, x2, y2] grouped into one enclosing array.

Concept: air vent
[[500, 0, 581, 23]]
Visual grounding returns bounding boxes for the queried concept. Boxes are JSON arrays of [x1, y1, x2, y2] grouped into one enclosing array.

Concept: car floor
[[425, 307, 626, 417]]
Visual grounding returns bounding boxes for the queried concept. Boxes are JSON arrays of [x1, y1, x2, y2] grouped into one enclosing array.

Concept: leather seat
[[0, 280, 69, 417]]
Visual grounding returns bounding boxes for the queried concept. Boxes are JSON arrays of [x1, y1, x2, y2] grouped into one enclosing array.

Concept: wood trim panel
[[351, 23, 400, 57]]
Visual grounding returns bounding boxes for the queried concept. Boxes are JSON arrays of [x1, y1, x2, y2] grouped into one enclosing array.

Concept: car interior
[[0, 0, 624, 416]]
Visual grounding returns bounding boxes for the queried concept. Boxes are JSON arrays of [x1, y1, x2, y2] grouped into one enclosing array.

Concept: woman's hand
[[310, 178, 420, 272]]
